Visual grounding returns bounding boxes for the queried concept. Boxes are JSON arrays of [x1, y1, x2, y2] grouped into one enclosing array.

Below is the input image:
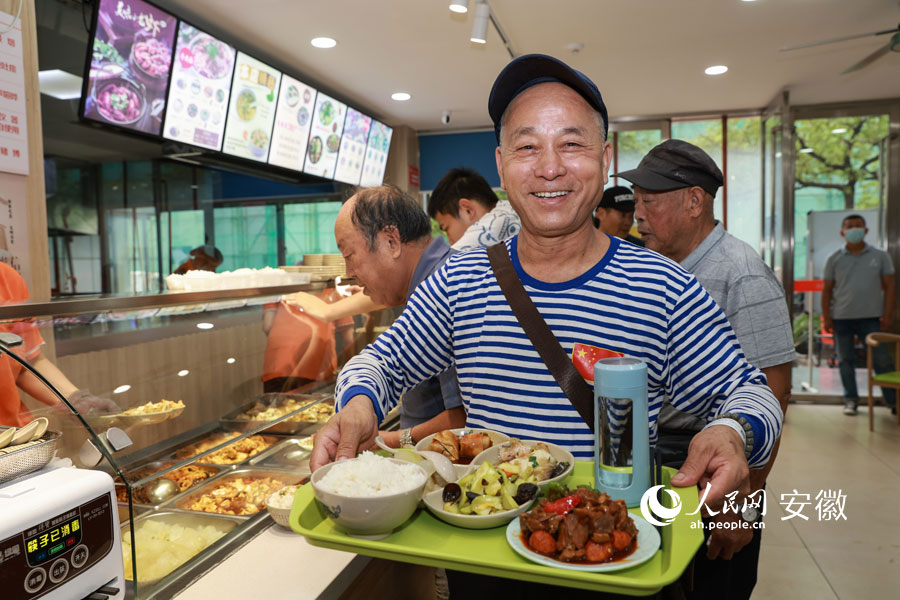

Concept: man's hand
[[670, 425, 749, 512], [310, 395, 378, 471], [706, 511, 754, 560], [823, 315, 834, 334], [66, 390, 121, 415]]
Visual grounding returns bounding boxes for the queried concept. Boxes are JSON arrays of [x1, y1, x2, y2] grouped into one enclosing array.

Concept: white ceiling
[[160, 0, 900, 133]]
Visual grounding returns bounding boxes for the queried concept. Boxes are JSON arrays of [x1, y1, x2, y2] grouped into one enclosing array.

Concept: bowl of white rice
[[310, 452, 428, 538]]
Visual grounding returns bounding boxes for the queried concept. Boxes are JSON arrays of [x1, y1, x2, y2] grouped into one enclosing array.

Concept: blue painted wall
[[418, 131, 500, 190]]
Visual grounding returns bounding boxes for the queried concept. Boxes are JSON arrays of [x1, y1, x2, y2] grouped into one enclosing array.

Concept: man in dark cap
[[312, 56, 783, 597], [593, 185, 644, 246], [616, 139, 794, 600]]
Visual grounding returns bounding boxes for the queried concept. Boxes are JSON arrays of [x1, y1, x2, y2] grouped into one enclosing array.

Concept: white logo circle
[[639, 485, 683, 527]]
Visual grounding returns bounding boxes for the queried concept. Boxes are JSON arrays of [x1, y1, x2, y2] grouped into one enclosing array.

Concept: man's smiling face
[[495, 82, 611, 240]]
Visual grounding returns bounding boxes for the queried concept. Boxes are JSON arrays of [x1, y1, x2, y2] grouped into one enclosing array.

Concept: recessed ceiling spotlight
[[799, 148, 814, 153], [196, 322, 214, 330], [227, 357, 236, 364], [831, 127, 847, 134], [311, 37, 337, 49], [178, 369, 190, 377], [113, 385, 131, 394], [391, 92, 411, 101], [449, 0, 469, 13], [704, 65, 728, 75]]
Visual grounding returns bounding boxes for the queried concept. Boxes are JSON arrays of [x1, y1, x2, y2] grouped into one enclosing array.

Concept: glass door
[[608, 120, 669, 189]]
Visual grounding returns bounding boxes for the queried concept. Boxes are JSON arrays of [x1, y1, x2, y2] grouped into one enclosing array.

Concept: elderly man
[[617, 139, 794, 599], [325, 185, 466, 447], [312, 54, 782, 582]]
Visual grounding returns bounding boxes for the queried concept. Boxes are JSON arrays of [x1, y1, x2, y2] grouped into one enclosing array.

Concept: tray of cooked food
[[115, 461, 220, 504], [170, 431, 280, 465], [172, 468, 307, 517], [219, 393, 335, 435], [291, 460, 703, 595], [248, 436, 313, 473], [88, 399, 185, 429], [121, 511, 243, 583]]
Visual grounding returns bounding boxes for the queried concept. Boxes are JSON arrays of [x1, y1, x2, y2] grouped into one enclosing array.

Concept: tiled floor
[[752, 403, 900, 599]]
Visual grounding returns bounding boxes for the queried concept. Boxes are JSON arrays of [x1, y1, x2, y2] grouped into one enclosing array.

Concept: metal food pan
[[115, 462, 222, 505], [121, 510, 245, 584], [219, 392, 335, 435], [165, 431, 282, 466], [248, 437, 312, 475], [168, 468, 306, 517]]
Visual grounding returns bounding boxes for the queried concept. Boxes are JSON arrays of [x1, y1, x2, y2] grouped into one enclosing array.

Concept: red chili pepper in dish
[[544, 495, 581, 515]]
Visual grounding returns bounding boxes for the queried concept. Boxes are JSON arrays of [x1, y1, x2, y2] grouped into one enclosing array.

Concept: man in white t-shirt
[[427, 167, 521, 251]]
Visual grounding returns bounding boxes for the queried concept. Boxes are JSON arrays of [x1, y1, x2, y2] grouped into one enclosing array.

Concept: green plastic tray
[[290, 462, 703, 596]]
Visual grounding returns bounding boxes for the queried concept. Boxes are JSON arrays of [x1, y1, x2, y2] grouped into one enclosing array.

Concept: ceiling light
[[449, 0, 469, 13], [113, 385, 131, 394], [831, 128, 847, 134], [178, 369, 189, 377], [799, 148, 814, 153], [704, 65, 728, 75], [196, 322, 214, 329], [227, 357, 236, 364], [311, 37, 337, 49], [391, 92, 411, 101], [470, 2, 490, 44], [38, 69, 83, 100]]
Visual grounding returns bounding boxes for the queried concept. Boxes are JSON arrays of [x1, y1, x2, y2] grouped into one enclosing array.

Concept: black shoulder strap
[[486, 243, 595, 432]]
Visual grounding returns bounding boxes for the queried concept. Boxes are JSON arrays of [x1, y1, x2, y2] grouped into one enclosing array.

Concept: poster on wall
[[359, 120, 392, 187], [162, 23, 236, 150], [82, 0, 177, 136], [267, 74, 317, 171], [302, 92, 346, 179], [0, 172, 29, 284], [221, 52, 281, 163], [0, 10, 28, 175], [333, 108, 372, 185]]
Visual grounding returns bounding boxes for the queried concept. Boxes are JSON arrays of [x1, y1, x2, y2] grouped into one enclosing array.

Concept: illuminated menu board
[[333, 108, 372, 185], [302, 92, 347, 179], [359, 120, 393, 187], [268, 74, 317, 172], [222, 52, 281, 162], [162, 23, 236, 150], [82, 0, 177, 136]]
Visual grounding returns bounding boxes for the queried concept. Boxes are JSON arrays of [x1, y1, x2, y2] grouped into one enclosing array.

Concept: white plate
[[470, 439, 574, 489], [422, 485, 535, 530], [415, 428, 510, 464], [506, 512, 661, 572]]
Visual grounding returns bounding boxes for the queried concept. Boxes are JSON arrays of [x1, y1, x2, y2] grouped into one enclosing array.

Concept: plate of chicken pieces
[[415, 428, 510, 465], [507, 484, 660, 572]]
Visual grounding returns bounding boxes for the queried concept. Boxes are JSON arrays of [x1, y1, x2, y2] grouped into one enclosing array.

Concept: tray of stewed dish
[[289, 430, 704, 595]]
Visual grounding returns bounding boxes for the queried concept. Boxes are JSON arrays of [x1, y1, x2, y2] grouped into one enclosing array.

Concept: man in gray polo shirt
[[617, 140, 794, 600], [822, 214, 896, 416]]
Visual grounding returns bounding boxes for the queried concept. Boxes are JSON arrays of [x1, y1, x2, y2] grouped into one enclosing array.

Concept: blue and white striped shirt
[[337, 235, 783, 467]]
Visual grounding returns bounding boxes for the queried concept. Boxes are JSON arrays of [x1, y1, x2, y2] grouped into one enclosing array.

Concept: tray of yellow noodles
[[88, 399, 185, 429], [219, 393, 334, 435]]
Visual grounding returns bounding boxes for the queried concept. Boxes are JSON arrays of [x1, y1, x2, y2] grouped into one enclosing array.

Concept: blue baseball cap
[[488, 54, 609, 144]]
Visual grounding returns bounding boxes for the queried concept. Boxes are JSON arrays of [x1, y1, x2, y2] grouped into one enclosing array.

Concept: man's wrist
[[702, 416, 751, 458], [400, 427, 414, 448]]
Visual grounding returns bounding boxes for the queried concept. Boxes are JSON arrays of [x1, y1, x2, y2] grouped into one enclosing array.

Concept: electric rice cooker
[[0, 465, 124, 600]]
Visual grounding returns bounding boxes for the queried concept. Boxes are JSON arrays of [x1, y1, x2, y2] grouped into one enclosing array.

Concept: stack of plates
[[281, 265, 346, 281], [303, 254, 325, 266], [321, 254, 345, 267]]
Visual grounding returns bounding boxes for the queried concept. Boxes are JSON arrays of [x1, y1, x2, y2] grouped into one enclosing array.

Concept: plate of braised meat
[[506, 485, 660, 572]]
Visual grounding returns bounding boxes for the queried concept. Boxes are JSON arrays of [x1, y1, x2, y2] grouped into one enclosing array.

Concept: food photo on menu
[[83, 0, 177, 135], [268, 74, 317, 171], [333, 108, 372, 185], [302, 92, 347, 179], [221, 53, 281, 163], [162, 23, 236, 151], [359, 120, 393, 187]]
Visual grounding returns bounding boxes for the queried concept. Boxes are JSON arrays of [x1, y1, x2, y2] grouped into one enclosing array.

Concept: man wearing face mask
[[822, 214, 896, 416]]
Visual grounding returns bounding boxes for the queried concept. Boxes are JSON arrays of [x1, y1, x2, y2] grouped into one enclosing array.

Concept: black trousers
[[657, 429, 763, 600]]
